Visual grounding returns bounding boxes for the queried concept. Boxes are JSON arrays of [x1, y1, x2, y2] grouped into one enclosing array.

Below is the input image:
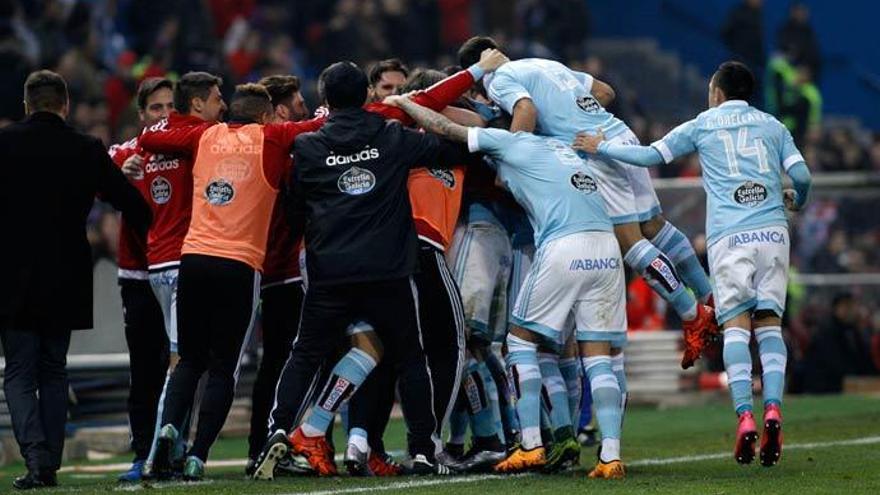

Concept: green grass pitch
[[2, 394, 878, 494]]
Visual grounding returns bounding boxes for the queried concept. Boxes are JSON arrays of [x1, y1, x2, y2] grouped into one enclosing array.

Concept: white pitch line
[[628, 435, 880, 467], [298, 474, 510, 495]]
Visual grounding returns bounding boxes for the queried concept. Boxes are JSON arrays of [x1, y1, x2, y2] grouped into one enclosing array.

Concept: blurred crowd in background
[[1, 0, 877, 386]]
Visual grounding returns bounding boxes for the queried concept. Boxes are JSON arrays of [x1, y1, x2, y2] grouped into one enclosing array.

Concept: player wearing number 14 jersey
[[575, 61, 813, 468]]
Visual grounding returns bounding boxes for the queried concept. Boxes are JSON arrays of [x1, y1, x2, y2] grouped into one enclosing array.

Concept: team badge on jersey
[[429, 168, 456, 189], [338, 166, 376, 195], [205, 178, 235, 205], [570, 171, 598, 193], [576, 95, 601, 113], [733, 181, 767, 207], [150, 176, 172, 204]]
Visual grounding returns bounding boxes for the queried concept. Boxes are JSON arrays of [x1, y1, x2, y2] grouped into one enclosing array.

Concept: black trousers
[[161, 254, 259, 461], [120, 278, 169, 460], [247, 281, 304, 459], [269, 276, 438, 458], [0, 327, 71, 473], [348, 244, 466, 453]]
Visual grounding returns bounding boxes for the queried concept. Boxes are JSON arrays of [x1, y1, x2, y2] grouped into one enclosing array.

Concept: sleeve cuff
[[467, 64, 485, 82], [467, 127, 481, 153], [597, 140, 610, 155], [782, 153, 805, 171], [651, 141, 674, 164]]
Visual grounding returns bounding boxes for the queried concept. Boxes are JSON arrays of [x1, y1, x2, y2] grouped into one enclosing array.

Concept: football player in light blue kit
[[457, 36, 718, 370], [575, 61, 812, 468], [384, 92, 630, 479]]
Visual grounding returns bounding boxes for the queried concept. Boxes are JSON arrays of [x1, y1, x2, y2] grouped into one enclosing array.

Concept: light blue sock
[[755, 326, 787, 408], [611, 353, 627, 413], [583, 355, 623, 462], [478, 362, 505, 443], [304, 348, 376, 436], [624, 239, 697, 320], [650, 222, 713, 303], [448, 399, 469, 445], [463, 359, 497, 438], [538, 353, 573, 437], [723, 327, 753, 415], [558, 357, 581, 421], [506, 334, 542, 450]]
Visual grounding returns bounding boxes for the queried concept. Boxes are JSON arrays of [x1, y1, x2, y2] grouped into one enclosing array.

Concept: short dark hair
[[400, 69, 446, 94], [24, 70, 68, 113], [458, 36, 498, 69], [368, 58, 409, 86], [712, 61, 756, 101], [228, 83, 272, 122], [136, 77, 174, 111], [258, 75, 301, 108], [319, 62, 368, 110], [174, 71, 223, 114]]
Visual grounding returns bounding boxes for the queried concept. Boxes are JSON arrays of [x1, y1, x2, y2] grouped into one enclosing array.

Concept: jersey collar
[[719, 100, 748, 108]]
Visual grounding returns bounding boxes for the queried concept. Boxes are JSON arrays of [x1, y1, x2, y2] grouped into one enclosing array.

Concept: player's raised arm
[[385, 95, 470, 143]]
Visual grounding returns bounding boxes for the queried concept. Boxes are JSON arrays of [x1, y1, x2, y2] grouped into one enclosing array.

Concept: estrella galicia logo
[[570, 171, 598, 193], [205, 178, 235, 205], [337, 166, 376, 195], [150, 176, 172, 205], [576, 95, 601, 113], [733, 181, 767, 207], [429, 168, 456, 189]]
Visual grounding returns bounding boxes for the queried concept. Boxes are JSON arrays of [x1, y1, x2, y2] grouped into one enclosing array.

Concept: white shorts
[[447, 221, 512, 343], [708, 225, 790, 325], [149, 267, 179, 353], [588, 129, 662, 224], [511, 231, 627, 349]]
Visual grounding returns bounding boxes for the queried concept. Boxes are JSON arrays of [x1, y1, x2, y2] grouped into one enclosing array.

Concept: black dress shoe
[[12, 472, 47, 490]]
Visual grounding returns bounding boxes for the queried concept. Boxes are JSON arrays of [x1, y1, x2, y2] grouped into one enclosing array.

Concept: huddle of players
[[111, 33, 810, 483]]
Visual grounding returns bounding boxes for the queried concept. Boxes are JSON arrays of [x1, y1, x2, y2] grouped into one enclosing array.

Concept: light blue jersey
[[485, 58, 627, 140], [467, 127, 612, 247], [651, 100, 804, 245]]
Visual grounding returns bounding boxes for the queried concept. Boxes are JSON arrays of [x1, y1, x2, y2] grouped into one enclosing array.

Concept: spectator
[[776, 2, 821, 80], [799, 293, 878, 394], [721, 0, 765, 98]]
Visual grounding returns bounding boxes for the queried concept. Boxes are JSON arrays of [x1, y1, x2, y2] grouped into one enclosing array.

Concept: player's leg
[[753, 225, 790, 467], [118, 279, 169, 482], [451, 348, 506, 472], [640, 214, 713, 305], [496, 235, 577, 473], [182, 259, 260, 480], [559, 337, 582, 425], [542, 336, 581, 473], [592, 144, 716, 368], [575, 230, 628, 479], [151, 258, 211, 479], [247, 282, 303, 471], [253, 284, 351, 480], [709, 235, 760, 464]]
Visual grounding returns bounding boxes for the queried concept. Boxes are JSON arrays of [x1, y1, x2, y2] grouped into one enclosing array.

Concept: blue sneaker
[[118, 459, 146, 483]]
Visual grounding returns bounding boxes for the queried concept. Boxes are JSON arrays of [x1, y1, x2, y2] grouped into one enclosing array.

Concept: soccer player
[[458, 36, 718, 368], [108, 78, 174, 483], [123, 72, 227, 479], [367, 58, 409, 102], [244, 74, 310, 475], [574, 61, 811, 467], [343, 69, 473, 476], [386, 95, 630, 479], [140, 84, 325, 480]]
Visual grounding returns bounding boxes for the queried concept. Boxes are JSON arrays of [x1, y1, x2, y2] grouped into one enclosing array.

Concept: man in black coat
[[0, 70, 151, 490]]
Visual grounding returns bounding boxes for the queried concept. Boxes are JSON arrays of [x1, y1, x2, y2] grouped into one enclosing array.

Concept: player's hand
[[783, 189, 799, 212], [478, 48, 509, 72], [572, 130, 606, 154], [382, 95, 407, 108], [122, 154, 144, 180]]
